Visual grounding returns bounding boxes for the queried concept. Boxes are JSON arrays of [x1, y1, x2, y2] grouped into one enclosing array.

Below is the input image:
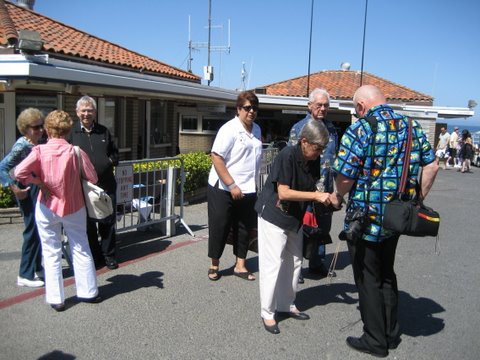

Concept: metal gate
[[114, 157, 193, 237]]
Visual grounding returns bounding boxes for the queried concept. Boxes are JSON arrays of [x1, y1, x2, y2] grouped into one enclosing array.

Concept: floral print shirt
[[333, 105, 436, 242]]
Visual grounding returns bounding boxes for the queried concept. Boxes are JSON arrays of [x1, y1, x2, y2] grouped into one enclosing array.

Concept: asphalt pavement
[[1, 166, 479, 360]]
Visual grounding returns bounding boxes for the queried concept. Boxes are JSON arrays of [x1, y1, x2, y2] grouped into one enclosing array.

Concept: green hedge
[[0, 152, 212, 208], [131, 151, 211, 194], [0, 186, 16, 208], [178, 152, 212, 193]]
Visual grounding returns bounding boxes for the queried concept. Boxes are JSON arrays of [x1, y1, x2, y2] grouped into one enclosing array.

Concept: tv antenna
[[187, 2, 231, 85], [240, 62, 247, 91]]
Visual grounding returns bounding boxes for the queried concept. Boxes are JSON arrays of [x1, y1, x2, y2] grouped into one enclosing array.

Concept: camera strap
[[362, 116, 378, 214]]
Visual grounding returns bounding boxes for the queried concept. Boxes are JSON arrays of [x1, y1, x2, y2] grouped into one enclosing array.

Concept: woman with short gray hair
[[0, 108, 46, 288], [254, 120, 331, 334]]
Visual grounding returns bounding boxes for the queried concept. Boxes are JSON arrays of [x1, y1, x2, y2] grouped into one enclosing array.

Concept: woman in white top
[[207, 91, 263, 281]]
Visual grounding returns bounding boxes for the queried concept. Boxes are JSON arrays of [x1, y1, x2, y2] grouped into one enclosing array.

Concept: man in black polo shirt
[[69, 95, 119, 270]]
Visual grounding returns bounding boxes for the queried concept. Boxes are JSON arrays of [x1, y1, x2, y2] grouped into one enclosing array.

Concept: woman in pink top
[[15, 110, 101, 311]]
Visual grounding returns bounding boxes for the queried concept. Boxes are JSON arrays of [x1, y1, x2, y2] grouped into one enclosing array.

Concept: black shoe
[[346, 337, 388, 358], [262, 320, 280, 334], [50, 303, 65, 312], [77, 295, 103, 304], [309, 263, 329, 276], [278, 311, 310, 320], [388, 337, 402, 349], [105, 257, 118, 270], [298, 274, 304, 284]]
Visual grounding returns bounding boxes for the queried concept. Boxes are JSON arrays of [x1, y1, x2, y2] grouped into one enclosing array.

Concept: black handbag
[[303, 204, 332, 259], [383, 119, 440, 237]]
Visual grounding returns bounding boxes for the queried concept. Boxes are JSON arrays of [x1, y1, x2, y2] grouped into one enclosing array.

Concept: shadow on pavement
[[99, 271, 164, 299], [38, 349, 76, 359], [296, 281, 358, 311], [398, 291, 445, 337]]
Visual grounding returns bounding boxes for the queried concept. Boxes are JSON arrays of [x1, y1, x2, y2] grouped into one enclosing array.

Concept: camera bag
[[382, 119, 440, 237]]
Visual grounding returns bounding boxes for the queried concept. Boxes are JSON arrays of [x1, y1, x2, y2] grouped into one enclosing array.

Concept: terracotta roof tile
[[0, 0, 17, 44], [0, 0, 200, 82], [259, 70, 433, 104]]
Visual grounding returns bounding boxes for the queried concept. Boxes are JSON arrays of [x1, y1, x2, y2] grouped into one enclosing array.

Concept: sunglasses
[[241, 105, 259, 112], [30, 124, 44, 130]]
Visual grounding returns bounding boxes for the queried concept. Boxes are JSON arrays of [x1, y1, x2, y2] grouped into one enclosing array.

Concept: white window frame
[[179, 112, 227, 134]]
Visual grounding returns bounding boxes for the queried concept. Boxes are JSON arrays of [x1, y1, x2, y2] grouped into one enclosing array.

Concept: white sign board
[[115, 164, 133, 204]]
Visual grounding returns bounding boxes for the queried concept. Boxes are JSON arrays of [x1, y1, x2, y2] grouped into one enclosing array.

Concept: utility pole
[[360, 0, 369, 86], [306, 0, 315, 97]]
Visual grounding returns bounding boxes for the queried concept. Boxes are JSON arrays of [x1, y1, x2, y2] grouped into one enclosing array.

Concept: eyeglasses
[[29, 124, 44, 130], [241, 105, 259, 112], [312, 103, 329, 110], [310, 143, 324, 152]]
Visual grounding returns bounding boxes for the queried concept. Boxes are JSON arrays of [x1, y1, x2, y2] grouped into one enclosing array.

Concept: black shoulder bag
[[382, 118, 440, 237]]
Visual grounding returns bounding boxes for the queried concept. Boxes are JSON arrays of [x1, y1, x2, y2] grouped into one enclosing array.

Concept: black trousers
[[347, 235, 401, 353], [87, 192, 117, 262], [207, 185, 257, 260]]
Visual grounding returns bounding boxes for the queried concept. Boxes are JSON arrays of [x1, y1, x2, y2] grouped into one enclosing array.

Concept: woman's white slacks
[[258, 216, 303, 320], [35, 203, 98, 305]]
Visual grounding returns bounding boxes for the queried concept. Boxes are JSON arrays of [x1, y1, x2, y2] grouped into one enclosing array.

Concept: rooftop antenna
[[240, 61, 247, 91], [188, 0, 231, 86]]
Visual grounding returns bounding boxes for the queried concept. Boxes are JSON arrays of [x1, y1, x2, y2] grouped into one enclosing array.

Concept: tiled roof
[[258, 70, 433, 104], [0, 0, 200, 82]]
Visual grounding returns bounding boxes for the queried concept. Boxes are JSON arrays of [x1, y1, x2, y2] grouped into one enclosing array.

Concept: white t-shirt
[[438, 131, 450, 149], [208, 116, 263, 194]]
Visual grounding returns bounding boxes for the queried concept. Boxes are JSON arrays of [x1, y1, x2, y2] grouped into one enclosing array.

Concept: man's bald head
[[353, 85, 386, 118]]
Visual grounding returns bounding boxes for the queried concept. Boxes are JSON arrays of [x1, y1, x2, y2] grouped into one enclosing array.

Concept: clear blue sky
[[33, 0, 480, 125]]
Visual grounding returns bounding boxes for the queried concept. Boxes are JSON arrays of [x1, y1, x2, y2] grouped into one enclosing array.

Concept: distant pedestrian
[[435, 127, 450, 170], [459, 130, 474, 173], [15, 110, 101, 311], [0, 108, 45, 288], [446, 126, 459, 167]]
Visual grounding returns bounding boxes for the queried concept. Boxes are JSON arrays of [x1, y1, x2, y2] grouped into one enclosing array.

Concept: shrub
[[0, 186, 16, 208], [177, 152, 212, 193], [129, 152, 211, 195]]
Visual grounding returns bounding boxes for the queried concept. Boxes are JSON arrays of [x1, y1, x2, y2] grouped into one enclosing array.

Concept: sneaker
[[17, 276, 44, 288]]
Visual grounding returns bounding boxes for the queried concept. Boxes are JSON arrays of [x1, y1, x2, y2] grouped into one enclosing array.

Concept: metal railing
[[114, 157, 193, 237], [258, 146, 279, 193], [113, 147, 279, 236]]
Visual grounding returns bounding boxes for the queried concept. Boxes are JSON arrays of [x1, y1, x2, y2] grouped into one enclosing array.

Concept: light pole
[[360, 0, 369, 86], [306, 0, 315, 96]]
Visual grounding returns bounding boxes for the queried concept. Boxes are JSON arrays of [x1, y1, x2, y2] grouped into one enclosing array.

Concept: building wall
[[179, 133, 215, 154]]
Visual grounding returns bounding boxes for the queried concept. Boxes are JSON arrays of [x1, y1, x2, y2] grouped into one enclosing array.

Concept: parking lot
[[1, 168, 480, 359]]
